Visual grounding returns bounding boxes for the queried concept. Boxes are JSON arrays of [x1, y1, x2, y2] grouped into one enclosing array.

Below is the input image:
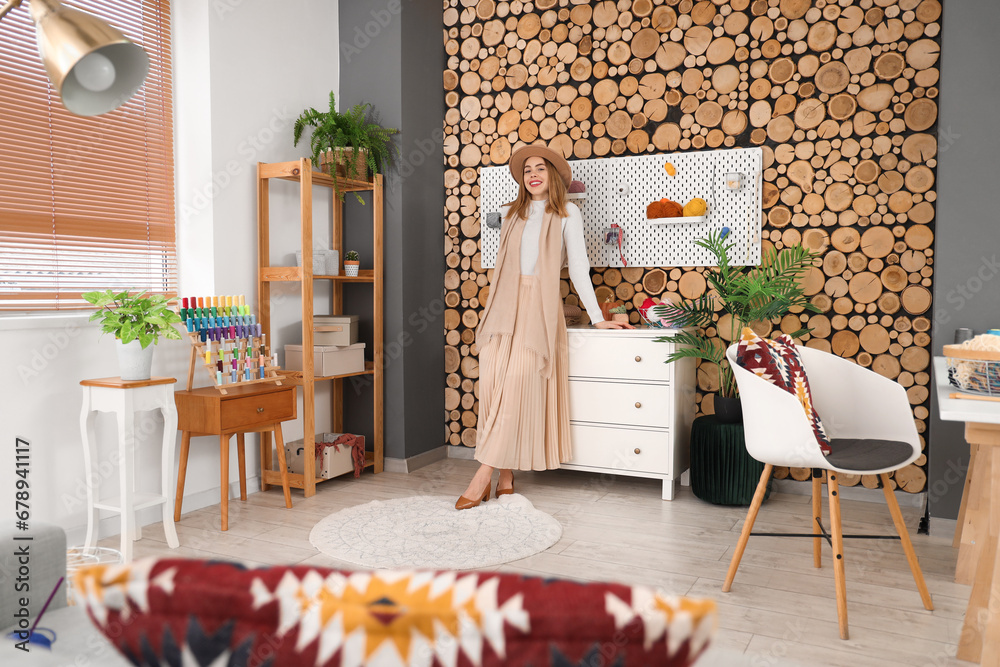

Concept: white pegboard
[[479, 148, 763, 268]]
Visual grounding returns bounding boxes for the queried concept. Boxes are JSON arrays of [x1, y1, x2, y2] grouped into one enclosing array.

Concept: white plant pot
[[344, 262, 360, 277], [116, 339, 154, 381]]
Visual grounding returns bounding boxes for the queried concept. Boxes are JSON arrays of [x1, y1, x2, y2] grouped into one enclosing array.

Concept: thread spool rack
[[182, 329, 283, 394]]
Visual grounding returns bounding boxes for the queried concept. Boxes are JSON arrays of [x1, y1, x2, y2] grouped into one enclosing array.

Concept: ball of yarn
[[660, 199, 683, 217], [646, 201, 667, 219], [683, 197, 708, 216]]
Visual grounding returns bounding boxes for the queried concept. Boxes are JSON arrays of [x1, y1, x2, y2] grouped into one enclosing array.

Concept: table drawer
[[567, 423, 672, 475], [221, 389, 295, 430], [569, 379, 673, 428], [567, 333, 672, 382]]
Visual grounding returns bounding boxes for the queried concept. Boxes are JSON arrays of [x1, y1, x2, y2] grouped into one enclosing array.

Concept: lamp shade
[[29, 0, 149, 116]]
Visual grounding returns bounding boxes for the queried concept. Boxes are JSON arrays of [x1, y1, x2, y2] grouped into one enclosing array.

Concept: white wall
[[0, 0, 340, 545]]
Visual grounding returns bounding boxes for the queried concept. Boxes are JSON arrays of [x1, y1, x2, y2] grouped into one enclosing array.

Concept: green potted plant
[[292, 91, 398, 202], [651, 231, 818, 423], [343, 250, 360, 277], [83, 290, 184, 381], [608, 302, 629, 324]]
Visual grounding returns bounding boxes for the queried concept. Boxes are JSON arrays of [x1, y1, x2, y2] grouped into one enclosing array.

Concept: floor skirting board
[[447, 445, 476, 461], [927, 517, 958, 539], [384, 445, 450, 473], [772, 478, 926, 509], [447, 445, 926, 508]]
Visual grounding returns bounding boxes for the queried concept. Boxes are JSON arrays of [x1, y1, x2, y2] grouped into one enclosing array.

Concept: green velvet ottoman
[[690, 415, 771, 506]]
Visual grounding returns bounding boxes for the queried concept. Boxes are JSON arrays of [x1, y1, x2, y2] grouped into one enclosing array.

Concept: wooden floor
[[102, 457, 972, 666]]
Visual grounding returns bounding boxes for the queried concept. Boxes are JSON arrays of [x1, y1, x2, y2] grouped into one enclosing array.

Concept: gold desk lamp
[[0, 0, 149, 116]]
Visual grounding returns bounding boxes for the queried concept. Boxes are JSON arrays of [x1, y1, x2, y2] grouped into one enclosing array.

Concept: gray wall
[[928, 2, 1000, 519], [339, 1, 445, 460]]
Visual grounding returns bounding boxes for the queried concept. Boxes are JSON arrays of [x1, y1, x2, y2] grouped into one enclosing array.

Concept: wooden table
[[79, 376, 180, 563], [934, 357, 1000, 665], [174, 383, 294, 531]]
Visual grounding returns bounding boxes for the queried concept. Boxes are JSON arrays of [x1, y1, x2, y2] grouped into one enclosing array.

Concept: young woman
[[456, 145, 633, 510]]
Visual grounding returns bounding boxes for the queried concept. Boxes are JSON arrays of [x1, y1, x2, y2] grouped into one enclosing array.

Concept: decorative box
[[284, 433, 363, 480], [314, 314, 358, 346], [284, 342, 365, 376], [295, 248, 339, 276]]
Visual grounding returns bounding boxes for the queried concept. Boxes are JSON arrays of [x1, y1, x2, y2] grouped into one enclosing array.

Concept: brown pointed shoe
[[495, 475, 515, 497], [455, 486, 490, 510]]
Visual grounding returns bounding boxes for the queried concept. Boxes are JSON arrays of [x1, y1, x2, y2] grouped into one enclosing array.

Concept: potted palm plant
[[83, 290, 184, 381], [651, 231, 818, 423], [292, 92, 398, 202]]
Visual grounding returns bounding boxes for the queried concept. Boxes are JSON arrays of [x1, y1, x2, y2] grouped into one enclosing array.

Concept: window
[[0, 0, 174, 311]]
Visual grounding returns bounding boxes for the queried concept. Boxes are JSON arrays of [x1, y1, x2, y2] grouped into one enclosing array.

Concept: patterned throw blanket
[[316, 434, 366, 477]]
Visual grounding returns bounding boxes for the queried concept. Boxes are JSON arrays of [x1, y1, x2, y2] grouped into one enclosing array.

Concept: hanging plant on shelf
[[292, 91, 398, 202], [651, 231, 819, 399]]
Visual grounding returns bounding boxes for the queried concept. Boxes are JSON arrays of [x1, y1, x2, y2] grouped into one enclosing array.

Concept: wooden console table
[[934, 357, 1000, 666], [174, 383, 294, 531]]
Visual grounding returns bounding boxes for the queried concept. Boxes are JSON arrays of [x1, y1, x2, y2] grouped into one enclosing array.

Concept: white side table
[[79, 376, 180, 562]]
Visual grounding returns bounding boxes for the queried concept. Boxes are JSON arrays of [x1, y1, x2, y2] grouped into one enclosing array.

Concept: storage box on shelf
[[563, 325, 696, 500], [284, 432, 365, 480], [256, 159, 384, 498], [285, 343, 366, 376], [314, 314, 359, 346]]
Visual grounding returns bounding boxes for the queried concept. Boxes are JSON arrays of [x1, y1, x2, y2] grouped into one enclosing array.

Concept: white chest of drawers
[[563, 325, 696, 500]]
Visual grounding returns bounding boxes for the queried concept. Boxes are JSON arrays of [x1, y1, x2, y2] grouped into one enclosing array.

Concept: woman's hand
[[593, 320, 635, 330]]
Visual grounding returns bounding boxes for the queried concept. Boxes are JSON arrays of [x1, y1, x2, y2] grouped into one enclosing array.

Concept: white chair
[[722, 343, 933, 640]]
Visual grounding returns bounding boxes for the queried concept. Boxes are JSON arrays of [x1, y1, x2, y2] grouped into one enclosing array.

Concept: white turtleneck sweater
[[504, 199, 605, 324]]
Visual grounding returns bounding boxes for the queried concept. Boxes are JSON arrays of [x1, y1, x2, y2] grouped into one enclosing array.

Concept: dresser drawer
[[568, 379, 672, 428], [221, 389, 296, 430], [567, 333, 672, 382], [566, 423, 672, 475]]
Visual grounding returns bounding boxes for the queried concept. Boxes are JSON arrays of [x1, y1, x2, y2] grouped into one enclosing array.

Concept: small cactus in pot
[[344, 250, 360, 277], [608, 303, 629, 324]]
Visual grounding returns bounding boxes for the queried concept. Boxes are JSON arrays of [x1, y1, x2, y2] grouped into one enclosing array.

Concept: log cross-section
[[443, 0, 939, 492]]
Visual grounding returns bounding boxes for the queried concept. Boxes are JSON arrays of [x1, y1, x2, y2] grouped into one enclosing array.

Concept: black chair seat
[[824, 438, 914, 472]]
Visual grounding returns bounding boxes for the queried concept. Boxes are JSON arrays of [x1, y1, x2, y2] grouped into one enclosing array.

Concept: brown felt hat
[[509, 144, 572, 188]]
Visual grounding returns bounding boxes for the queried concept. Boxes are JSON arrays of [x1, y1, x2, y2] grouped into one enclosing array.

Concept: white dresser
[[563, 325, 696, 500]]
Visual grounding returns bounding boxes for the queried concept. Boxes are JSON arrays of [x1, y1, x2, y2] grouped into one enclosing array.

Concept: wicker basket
[[318, 147, 369, 181], [943, 344, 1000, 396]]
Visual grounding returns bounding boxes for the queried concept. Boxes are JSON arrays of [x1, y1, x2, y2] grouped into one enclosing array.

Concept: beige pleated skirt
[[475, 274, 572, 470]]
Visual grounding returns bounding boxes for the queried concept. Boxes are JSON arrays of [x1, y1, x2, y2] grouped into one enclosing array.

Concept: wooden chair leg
[[174, 431, 191, 522], [272, 425, 293, 509], [236, 433, 247, 501], [723, 464, 772, 593], [220, 434, 230, 531], [828, 472, 849, 640], [812, 470, 823, 569], [880, 472, 934, 610]]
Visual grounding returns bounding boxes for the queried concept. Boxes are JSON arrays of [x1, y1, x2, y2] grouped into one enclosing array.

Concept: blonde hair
[[505, 158, 569, 222]]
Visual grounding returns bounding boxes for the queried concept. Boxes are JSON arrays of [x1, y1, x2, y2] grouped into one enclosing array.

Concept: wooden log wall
[[443, 0, 941, 493]]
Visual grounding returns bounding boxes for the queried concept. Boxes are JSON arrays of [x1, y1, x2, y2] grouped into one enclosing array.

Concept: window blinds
[[0, 0, 174, 311]]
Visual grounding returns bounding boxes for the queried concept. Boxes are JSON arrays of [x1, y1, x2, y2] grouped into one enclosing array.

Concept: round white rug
[[308, 494, 562, 570]]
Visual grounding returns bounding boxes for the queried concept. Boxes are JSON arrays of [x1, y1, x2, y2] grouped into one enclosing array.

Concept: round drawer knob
[[634, 448, 641, 455], [256, 407, 264, 413], [634, 355, 642, 362], [634, 401, 642, 408]]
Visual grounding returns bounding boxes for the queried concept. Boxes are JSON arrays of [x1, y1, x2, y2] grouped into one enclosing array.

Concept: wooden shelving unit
[[256, 158, 383, 497]]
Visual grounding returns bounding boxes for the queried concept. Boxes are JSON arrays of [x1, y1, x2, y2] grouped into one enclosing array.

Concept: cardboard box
[[314, 314, 358, 346], [284, 342, 365, 376], [284, 433, 362, 480]]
